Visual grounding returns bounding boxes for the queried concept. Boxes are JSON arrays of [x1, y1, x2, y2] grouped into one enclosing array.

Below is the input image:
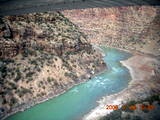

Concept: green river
[[5, 47, 132, 120]]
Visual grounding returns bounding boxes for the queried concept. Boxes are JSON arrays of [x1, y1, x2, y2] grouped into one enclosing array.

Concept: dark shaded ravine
[[1, 0, 160, 16]]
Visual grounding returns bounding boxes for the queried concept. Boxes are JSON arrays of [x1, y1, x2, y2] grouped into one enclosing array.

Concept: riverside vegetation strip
[[0, 12, 106, 119]]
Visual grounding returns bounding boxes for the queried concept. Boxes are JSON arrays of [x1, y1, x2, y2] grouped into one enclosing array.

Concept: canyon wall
[[63, 6, 160, 55], [0, 12, 106, 118]]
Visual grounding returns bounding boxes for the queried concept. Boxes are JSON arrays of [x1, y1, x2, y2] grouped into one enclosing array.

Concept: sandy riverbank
[[83, 51, 160, 120]]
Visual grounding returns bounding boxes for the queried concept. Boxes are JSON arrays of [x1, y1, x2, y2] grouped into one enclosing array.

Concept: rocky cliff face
[[0, 12, 106, 118], [62, 6, 160, 55]]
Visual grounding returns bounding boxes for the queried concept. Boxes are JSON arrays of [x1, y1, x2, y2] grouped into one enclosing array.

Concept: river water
[[5, 47, 132, 120]]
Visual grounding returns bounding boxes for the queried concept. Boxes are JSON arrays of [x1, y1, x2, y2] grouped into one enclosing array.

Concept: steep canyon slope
[[0, 12, 106, 118]]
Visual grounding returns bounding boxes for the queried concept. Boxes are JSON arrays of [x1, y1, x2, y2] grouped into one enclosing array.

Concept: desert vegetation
[[0, 12, 105, 118]]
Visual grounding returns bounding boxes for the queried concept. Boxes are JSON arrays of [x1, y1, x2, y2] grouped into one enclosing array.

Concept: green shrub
[[26, 71, 34, 78], [1, 58, 14, 64], [47, 77, 51, 82], [0, 63, 7, 78], [21, 87, 31, 94], [30, 60, 38, 65], [14, 68, 21, 82], [10, 97, 18, 106]]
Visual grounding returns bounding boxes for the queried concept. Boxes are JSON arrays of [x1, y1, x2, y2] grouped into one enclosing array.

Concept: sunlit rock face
[[63, 6, 160, 55]]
